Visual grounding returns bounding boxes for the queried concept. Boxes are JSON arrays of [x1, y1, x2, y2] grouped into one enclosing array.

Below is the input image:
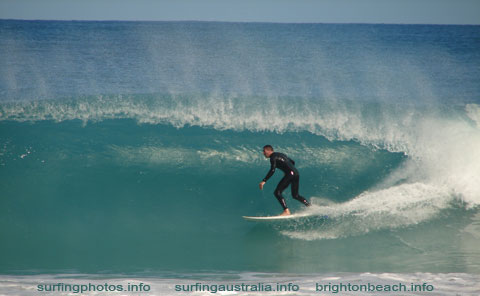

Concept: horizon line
[[1, 18, 479, 26]]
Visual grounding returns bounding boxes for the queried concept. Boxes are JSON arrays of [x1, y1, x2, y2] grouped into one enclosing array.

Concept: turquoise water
[[1, 21, 480, 280]]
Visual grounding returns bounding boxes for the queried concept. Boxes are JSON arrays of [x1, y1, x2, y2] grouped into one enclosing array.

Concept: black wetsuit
[[263, 152, 310, 210]]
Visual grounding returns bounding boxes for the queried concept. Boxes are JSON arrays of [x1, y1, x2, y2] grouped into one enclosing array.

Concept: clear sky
[[0, 0, 479, 25]]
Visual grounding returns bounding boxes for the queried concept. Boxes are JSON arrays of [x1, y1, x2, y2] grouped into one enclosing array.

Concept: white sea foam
[[108, 144, 374, 171], [109, 145, 264, 168], [280, 110, 480, 240], [282, 183, 454, 240]]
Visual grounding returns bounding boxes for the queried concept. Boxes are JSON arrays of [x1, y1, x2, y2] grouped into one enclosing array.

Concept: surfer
[[259, 145, 310, 216]]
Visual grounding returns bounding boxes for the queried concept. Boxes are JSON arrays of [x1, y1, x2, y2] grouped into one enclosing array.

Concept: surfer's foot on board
[[279, 209, 291, 216]]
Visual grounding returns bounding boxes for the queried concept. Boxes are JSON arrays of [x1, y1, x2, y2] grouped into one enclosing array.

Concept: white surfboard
[[242, 212, 313, 221]]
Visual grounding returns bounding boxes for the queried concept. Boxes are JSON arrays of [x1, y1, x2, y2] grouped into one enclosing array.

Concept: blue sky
[[0, 0, 479, 24]]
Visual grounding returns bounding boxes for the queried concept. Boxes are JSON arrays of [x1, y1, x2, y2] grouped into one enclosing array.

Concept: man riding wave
[[259, 145, 310, 216]]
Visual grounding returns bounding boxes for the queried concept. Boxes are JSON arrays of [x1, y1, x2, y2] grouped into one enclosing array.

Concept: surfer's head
[[263, 145, 274, 158]]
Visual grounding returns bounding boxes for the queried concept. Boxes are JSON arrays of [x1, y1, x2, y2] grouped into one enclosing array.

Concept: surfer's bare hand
[[259, 181, 265, 190]]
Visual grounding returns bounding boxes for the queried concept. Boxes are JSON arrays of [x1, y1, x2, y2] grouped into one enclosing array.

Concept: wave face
[[0, 20, 480, 275]]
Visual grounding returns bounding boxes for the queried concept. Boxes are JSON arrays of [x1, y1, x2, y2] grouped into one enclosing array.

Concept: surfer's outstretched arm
[[262, 157, 277, 183], [260, 157, 276, 190]]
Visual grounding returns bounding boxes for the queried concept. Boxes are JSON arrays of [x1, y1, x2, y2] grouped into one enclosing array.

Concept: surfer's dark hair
[[263, 145, 274, 151]]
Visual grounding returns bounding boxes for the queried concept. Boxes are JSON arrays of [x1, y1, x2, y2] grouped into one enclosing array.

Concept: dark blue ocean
[[0, 20, 479, 295]]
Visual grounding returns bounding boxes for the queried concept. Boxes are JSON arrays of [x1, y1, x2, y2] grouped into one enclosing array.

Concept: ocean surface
[[0, 20, 479, 295]]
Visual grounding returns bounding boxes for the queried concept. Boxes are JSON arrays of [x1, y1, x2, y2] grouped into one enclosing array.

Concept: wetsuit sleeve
[[262, 157, 276, 182]]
